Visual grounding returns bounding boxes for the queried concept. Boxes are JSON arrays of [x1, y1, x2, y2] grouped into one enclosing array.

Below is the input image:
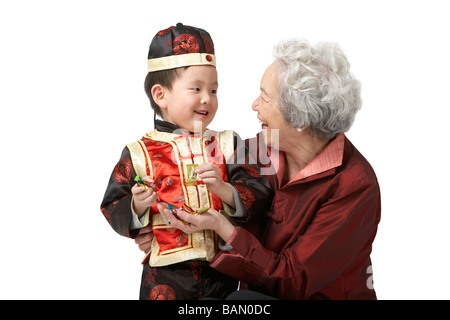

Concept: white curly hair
[[273, 39, 362, 140]]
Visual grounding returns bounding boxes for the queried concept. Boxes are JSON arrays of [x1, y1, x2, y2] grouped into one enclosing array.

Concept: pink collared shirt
[[294, 133, 345, 180], [271, 133, 345, 187]]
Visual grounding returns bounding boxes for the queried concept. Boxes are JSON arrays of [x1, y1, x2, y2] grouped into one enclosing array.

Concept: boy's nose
[[201, 94, 211, 105]]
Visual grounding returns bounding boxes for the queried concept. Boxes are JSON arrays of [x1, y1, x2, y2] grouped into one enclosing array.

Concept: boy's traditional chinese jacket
[[101, 120, 272, 267]]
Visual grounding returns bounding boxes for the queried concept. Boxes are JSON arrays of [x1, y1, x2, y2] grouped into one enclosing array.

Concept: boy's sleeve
[[100, 147, 142, 239], [225, 132, 273, 229]]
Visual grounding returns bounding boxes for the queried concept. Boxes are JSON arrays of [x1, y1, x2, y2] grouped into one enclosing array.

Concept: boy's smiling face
[[159, 65, 218, 133]]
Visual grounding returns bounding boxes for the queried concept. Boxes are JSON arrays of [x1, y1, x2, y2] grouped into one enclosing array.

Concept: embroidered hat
[[147, 23, 215, 72]]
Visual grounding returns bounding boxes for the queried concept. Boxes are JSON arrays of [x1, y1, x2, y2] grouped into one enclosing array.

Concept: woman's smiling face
[[252, 63, 292, 149]]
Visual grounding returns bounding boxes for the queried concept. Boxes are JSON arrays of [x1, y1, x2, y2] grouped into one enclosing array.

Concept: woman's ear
[[151, 84, 167, 110]]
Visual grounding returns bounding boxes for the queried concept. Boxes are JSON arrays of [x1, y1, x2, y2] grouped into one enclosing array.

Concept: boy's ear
[[151, 84, 168, 109]]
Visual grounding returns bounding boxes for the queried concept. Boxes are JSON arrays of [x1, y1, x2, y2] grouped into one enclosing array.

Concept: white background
[[1, 0, 449, 299]]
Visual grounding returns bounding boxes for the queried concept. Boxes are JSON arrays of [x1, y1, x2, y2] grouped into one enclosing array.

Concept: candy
[[134, 175, 160, 191], [166, 203, 209, 223], [167, 203, 179, 215], [134, 175, 150, 189], [185, 164, 198, 186], [182, 203, 209, 215], [167, 204, 187, 224], [185, 164, 204, 186]]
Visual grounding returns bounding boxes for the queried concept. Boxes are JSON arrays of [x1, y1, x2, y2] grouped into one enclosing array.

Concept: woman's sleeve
[[210, 178, 380, 299]]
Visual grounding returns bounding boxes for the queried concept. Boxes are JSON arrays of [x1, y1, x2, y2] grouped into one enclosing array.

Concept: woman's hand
[[134, 225, 153, 254], [156, 203, 235, 243]]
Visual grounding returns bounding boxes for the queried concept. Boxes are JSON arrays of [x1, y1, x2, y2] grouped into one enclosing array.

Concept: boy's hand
[[195, 162, 226, 195], [131, 176, 158, 217], [195, 162, 235, 208]]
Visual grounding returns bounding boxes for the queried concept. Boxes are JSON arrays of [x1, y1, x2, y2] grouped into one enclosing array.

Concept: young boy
[[100, 23, 271, 300]]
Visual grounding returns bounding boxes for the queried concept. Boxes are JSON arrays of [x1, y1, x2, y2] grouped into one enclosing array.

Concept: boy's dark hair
[[144, 67, 187, 116]]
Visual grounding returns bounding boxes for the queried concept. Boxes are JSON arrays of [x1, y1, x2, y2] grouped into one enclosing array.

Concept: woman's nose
[[251, 97, 259, 111]]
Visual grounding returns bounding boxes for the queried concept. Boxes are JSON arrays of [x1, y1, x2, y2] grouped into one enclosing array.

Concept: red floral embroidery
[[101, 207, 111, 225], [176, 232, 188, 247], [189, 260, 203, 298], [242, 164, 261, 177], [234, 185, 255, 209], [144, 268, 157, 287], [113, 157, 131, 184], [149, 285, 176, 300], [166, 177, 174, 186], [173, 34, 199, 55], [152, 161, 161, 175], [202, 34, 214, 54], [156, 26, 173, 36], [189, 260, 201, 282]]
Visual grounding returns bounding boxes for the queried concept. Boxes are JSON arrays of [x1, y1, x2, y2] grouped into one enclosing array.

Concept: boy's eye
[[211, 90, 217, 94], [191, 88, 200, 92]]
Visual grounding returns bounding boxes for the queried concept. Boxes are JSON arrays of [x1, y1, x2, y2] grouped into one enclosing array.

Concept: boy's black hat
[[147, 23, 215, 72]]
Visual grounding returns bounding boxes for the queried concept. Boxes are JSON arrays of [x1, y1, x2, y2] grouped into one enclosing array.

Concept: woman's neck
[[281, 131, 330, 182]]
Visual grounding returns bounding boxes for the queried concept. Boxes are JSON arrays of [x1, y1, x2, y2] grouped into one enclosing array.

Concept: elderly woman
[[136, 39, 381, 300]]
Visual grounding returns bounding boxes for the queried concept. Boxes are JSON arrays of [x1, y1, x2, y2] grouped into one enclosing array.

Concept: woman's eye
[[260, 95, 269, 103], [211, 90, 217, 94]]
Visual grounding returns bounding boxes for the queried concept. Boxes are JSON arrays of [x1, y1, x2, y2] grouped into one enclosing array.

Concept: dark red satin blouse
[[210, 134, 381, 299]]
